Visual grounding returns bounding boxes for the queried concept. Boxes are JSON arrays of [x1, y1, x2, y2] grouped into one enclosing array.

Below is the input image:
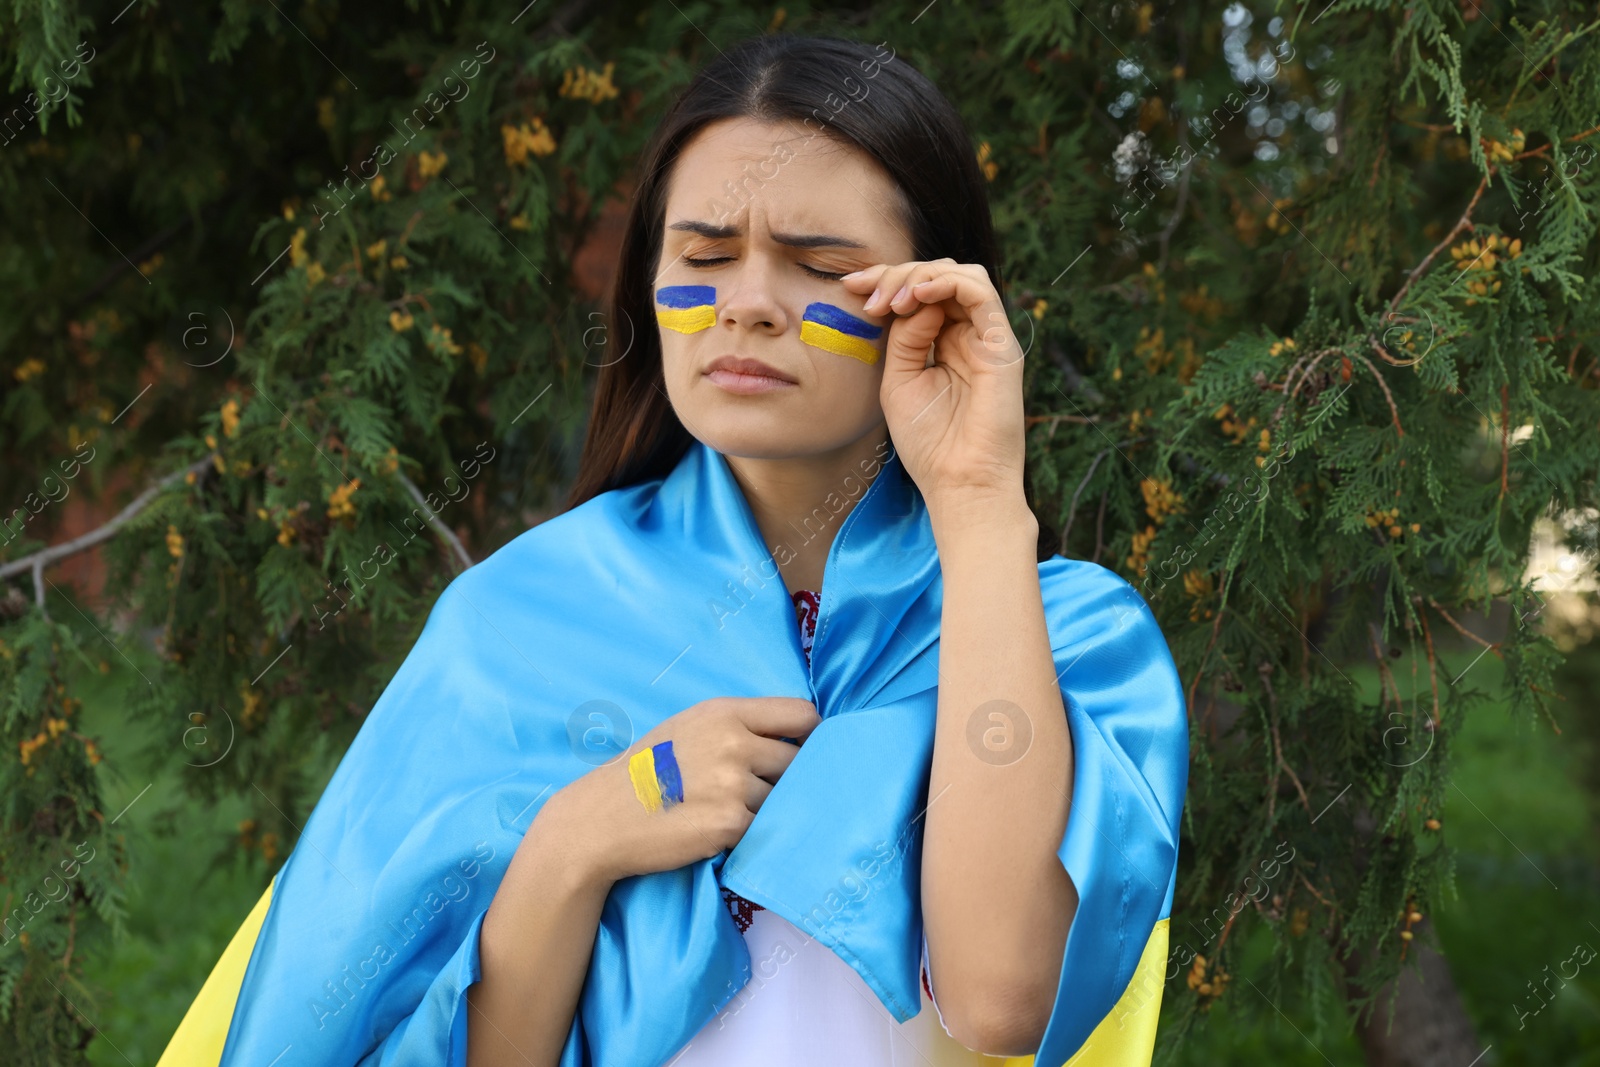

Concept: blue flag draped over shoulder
[[156, 437, 1188, 1067]]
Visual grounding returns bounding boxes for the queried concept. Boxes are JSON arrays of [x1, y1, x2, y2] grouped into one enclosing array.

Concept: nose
[[717, 253, 790, 338]]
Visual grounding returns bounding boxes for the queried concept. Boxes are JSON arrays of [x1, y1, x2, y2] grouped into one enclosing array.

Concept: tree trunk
[[1347, 918, 1485, 1067]]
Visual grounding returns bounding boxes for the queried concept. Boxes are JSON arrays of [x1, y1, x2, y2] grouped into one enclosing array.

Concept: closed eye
[[682, 256, 848, 281]]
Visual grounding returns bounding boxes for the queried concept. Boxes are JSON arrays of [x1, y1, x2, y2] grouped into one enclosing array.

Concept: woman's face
[[654, 116, 916, 460]]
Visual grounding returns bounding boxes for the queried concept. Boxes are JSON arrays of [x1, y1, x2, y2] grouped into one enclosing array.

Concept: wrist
[[927, 489, 1038, 548], [528, 776, 621, 893]]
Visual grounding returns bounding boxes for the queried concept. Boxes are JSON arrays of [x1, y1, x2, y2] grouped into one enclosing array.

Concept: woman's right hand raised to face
[[546, 696, 822, 885]]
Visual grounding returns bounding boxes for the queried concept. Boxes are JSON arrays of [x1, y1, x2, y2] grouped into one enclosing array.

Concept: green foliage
[[2, 0, 1598, 1062]]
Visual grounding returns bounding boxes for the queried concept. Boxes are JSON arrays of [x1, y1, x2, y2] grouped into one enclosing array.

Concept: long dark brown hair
[[564, 32, 1060, 559]]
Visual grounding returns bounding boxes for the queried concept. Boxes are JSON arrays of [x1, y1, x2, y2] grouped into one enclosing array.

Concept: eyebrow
[[666, 219, 868, 250]]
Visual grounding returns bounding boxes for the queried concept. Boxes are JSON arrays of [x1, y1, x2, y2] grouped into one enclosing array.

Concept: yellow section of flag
[[155, 878, 277, 1067], [999, 918, 1169, 1067]]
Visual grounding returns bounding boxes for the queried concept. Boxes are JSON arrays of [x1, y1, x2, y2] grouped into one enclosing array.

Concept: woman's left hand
[[840, 259, 1027, 514]]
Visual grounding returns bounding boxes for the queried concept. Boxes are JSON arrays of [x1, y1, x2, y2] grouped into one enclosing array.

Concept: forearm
[[467, 788, 613, 1067], [922, 492, 1077, 1051]]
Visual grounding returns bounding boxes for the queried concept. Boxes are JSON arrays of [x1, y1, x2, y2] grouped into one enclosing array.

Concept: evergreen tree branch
[[1425, 598, 1501, 654], [397, 471, 474, 571], [1261, 660, 1313, 821], [1061, 445, 1112, 546], [0, 459, 211, 609], [73, 214, 191, 312], [1186, 572, 1230, 715], [1156, 121, 1194, 274], [1093, 489, 1107, 565], [1500, 382, 1511, 499], [1414, 596, 1442, 729], [1284, 345, 1342, 403], [1385, 172, 1492, 318], [1355, 346, 1406, 436]]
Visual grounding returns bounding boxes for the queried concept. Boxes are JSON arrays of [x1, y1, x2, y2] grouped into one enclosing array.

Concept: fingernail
[[841, 270, 863, 280], [866, 286, 880, 309], [891, 285, 909, 304]]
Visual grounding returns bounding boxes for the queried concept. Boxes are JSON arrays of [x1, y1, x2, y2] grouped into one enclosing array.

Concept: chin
[[686, 418, 808, 460], [684, 413, 881, 464]]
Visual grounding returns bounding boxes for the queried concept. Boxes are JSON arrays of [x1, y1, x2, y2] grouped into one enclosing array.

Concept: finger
[[896, 263, 995, 319], [746, 734, 804, 783], [843, 264, 900, 320], [744, 773, 776, 813], [872, 259, 972, 317], [906, 270, 1021, 370], [881, 301, 947, 393], [736, 696, 822, 740], [839, 263, 891, 296], [862, 264, 923, 316]]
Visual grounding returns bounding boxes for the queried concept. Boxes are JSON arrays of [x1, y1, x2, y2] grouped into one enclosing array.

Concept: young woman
[[156, 33, 1187, 1067]]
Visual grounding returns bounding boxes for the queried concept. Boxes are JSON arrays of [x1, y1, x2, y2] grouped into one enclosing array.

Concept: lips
[[703, 355, 798, 384]]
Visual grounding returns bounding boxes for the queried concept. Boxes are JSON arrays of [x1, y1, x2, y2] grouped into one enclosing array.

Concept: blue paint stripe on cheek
[[657, 285, 716, 309], [802, 302, 883, 339]]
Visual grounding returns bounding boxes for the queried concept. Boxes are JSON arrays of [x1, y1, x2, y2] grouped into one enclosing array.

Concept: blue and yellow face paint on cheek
[[655, 285, 717, 334], [628, 740, 686, 813], [800, 302, 884, 365]]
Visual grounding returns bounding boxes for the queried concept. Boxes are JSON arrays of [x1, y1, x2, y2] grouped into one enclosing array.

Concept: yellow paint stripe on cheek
[[656, 306, 716, 334], [800, 320, 881, 365]]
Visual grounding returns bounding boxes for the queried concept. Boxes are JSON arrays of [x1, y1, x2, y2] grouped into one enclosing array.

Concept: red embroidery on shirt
[[721, 885, 762, 934], [722, 588, 819, 933], [793, 588, 820, 659]]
